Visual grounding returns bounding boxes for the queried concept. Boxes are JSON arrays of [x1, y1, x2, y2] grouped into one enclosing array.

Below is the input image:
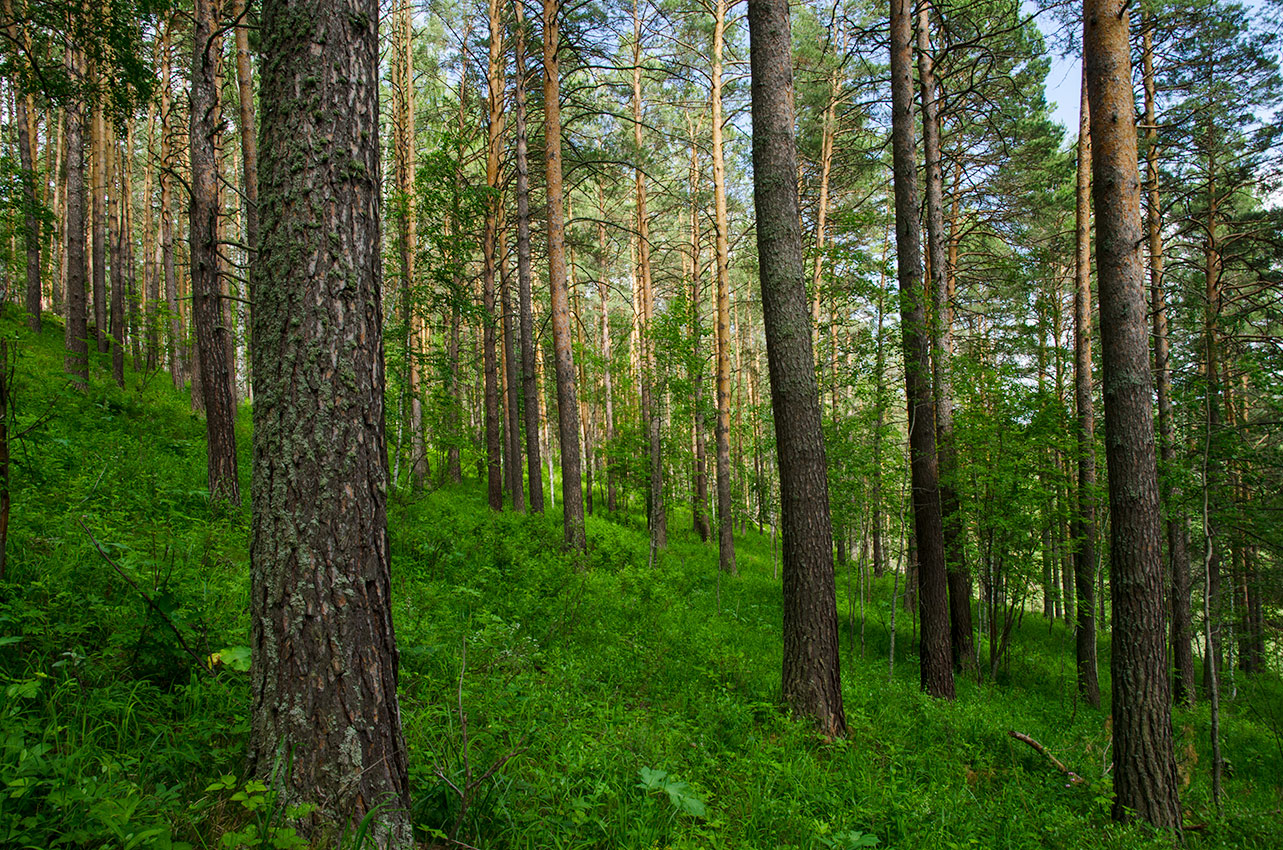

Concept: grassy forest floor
[[2, 312, 1281, 850]]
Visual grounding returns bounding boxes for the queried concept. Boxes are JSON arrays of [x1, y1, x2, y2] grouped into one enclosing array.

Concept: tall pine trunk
[[1141, 15, 1194, 706], [747, 0, 847, 738], [889, 0, 953, 700], [250, 0, 412, 840], [1073, 71, 1100, 708], [190, 0, 241, 506], [482, 0, 506, 511], [711, 0, 736, 574], [917, 0, 972, 674], [515, 3, 544, 513], [1084, 0, 1183, 828], [542, 0, 586, 550], [64, 46, 89, 390]]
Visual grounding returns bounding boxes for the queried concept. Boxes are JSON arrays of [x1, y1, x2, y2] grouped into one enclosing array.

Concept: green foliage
[[3, 312, 1282, 849]]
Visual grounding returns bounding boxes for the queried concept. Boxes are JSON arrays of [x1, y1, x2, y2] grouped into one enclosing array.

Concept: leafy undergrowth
[[1, 313, 1281, 849]]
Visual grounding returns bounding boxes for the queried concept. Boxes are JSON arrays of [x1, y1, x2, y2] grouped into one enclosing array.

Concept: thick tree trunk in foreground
[[515, 3, 544, 514], [1084, 0, 1182, 829], [7, 17, 41, 335], [889, 0, 953, 700], [190, 0, 241, 506], [712, 0, 737, 575], [748, 0, 847, 738], [542, 0, 586, 550], [1073, 71, 1100, 709], [251, 0, 412, 842]]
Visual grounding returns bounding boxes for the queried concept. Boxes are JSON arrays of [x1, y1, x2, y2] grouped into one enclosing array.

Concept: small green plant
[[204, 774, 313, 850], [637, 767, 707, 819]]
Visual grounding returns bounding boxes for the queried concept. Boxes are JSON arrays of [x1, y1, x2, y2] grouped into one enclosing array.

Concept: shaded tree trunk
[[483, 0, 506, 511], [190, 0, 240, 506], [889, 0, 953, 700], [1142, 14, 1194, 706], [747, 0, 847, 738], [917, 0, 972, 674], [541, 0, 586, 550], [632, 5, 665, 552], [500, 221, 525, 511], [108, 131, 125, 386], [5, 0, 42, 334], [64, 46, 89, 390], [250, 0, 412, 841], [1084, 0, 1183, 829], [92, 101, 108, 354], [1073, 70, 1100, 708], [515, 2, 544, 513], [688, 124, 709, 541]]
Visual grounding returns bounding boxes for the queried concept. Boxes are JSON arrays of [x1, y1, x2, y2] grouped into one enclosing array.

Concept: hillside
[[1, 313, 1280, 849]]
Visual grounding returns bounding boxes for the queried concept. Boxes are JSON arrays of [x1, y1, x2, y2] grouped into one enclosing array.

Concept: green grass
[[1, 311, 1280, 849]]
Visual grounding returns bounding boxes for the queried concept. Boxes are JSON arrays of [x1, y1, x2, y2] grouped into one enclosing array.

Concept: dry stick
[[1007, 730, 1086, 785], [76, 517, 213, 675], [436, 636, 527, 842]]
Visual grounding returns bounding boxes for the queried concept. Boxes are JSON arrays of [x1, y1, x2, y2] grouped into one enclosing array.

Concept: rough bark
[[1073, 70, 1100, 708], [158, 23, 184, 393], [190, 0, 241, 506], [515, 2, 544, 513], [747, 0, 847, 737], [542, 0, 586, 550], [250, 0, 412, 841], [889, 0, 954, 700], [917, 1, 972, 674], [483, 0, 506, 511], [711, 0, 737, 575], [1084, 0, 1183, 829]]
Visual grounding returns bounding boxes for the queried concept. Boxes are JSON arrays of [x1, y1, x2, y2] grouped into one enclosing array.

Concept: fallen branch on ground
[[1008, 730, 1085, 785]]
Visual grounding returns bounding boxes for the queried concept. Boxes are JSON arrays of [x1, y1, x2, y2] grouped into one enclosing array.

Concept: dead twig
[[1008, 730, 1085, 785], [76, 517, 213, 675]]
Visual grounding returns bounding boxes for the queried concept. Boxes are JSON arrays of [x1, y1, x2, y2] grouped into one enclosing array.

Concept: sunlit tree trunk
[[711, 0, 736, 574], [483, 0, 506, 510], [1084, 0, 1183, 828], [391, 0, 425, 489], [542, 0, 586, 550]]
